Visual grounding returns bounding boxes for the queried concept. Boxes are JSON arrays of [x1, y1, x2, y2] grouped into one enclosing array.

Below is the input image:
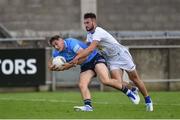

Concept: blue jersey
[[52, 38, 98, 65]]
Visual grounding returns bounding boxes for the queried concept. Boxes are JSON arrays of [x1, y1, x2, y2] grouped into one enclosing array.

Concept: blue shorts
[[80, 53, 106, 73]]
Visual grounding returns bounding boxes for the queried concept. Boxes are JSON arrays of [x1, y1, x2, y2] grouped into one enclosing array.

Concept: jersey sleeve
[[69, 40, 83, 53], [92, 29, 103, 42]]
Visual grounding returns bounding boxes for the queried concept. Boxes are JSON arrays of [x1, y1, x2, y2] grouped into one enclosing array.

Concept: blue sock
[[131, 87, 137, 92], [145, 96, 152, 103], [84, 99, 92, 107]]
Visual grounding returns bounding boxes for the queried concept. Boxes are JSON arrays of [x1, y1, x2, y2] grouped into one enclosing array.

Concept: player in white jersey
[[87, 27, 135, 71], [72, 13, 153, 112]]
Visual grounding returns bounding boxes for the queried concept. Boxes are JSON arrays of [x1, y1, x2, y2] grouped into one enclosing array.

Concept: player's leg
[[110, 68, 123, 84], [127, 69, 148, 97], [74, 70, 94, 112], [94, 63, 140, 104], [110, 69, 139, 94], [127, 69, 153, 111], [111, 48, 153, 111], [79, 70, 95, 107], [95, 63, 122, 89]]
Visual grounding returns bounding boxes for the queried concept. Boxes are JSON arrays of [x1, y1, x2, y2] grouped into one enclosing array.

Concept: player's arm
[[54, 45, 87, 71], [61, 55, 87, 71], [72, 40, 99, 64], [58, 48, 87, 70], [60, 63, 75, 70], [76, 48, 88, 64]]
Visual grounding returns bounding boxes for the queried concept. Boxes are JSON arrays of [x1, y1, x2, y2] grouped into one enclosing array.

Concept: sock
[[145, 96, 152, 103], [84, 99, 92, 107], [131, 86, 137, 92], [121, 85, 129, 94], [121, 86, 136, 99]]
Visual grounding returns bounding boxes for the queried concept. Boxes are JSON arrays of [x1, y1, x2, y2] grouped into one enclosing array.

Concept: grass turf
[[0, 91, 179, 119]]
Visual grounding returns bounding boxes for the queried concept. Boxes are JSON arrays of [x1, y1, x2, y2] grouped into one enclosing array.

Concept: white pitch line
[[0, 98, 180, 106], [0, 98, 78, 104]]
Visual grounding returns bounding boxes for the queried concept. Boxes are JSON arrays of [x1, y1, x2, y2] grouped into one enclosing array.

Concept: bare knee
[[129, 72, 141, 83]]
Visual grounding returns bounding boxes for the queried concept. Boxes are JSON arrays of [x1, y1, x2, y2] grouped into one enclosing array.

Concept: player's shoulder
[[94, 27, 108, 36], [95, 27, 107, 32], [66, 38, 82, 42], [65, 38, 79, 45], [65, 38, 78, 42], [65, 38, 84, 49]]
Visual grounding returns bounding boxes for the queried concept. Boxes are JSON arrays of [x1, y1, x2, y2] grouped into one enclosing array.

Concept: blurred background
[[0, 0, 180, 92]]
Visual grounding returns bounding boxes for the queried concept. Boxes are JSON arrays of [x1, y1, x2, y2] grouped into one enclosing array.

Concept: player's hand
[[70, 56, 79, 65], [61, 63, 76, 70], [56, 66, 65, 71], [48, 62, 63, 71], [49, 64, 61, 71], [53, 63, 75, 71], [48, 62, 55, 71]]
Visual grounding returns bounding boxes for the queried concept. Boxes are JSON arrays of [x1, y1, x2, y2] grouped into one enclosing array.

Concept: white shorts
[[107, 50, 136, 72]]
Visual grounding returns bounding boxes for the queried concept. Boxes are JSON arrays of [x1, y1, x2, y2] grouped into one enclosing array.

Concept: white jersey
[[87, 27, 126, 59], [86, 27, 136, 71]]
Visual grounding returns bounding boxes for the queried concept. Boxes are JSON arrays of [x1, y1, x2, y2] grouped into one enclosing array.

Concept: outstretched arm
[[59, 49, 88, 71], [71, 40, 99, 64]]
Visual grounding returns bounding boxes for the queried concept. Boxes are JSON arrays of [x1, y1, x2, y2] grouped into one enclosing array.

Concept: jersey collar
[[88, 26, 97, 34]]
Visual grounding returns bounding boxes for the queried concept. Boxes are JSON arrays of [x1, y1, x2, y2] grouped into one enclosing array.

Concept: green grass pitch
[[0, 91, 180, 119]]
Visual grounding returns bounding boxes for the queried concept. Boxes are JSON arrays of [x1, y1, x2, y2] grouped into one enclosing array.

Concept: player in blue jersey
[[48, 35, 140, 111]]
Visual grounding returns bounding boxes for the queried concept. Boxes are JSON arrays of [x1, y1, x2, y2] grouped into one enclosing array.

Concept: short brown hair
[[49, 35, 61, 45], [84, 13, 96, 19]]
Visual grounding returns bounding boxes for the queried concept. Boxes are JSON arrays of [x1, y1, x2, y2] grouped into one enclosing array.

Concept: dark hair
[[49, 35, 61, 45], [84, 13, 96, 19]]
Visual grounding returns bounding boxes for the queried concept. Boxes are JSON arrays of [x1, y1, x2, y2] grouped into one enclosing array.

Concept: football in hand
[[52, 56, 66, 67]]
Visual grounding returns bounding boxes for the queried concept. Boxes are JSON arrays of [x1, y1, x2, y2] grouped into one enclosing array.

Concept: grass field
[[0, 91, 180, 119]]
